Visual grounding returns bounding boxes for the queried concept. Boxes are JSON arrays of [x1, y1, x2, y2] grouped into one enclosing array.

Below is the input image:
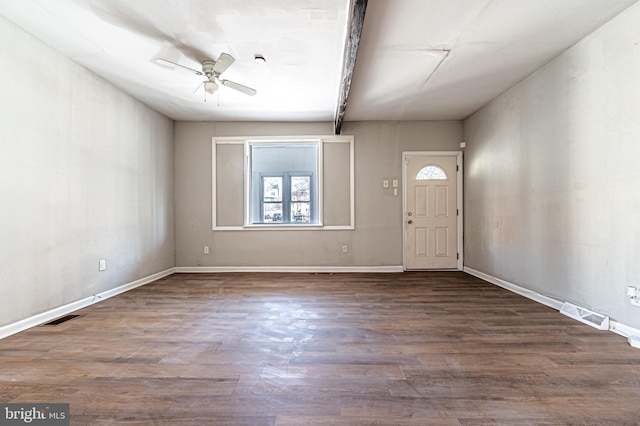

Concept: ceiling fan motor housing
[[202, 60, 217, 78]]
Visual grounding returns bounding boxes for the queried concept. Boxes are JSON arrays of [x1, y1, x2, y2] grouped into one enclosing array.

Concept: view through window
[[250, 142, 318, 225]]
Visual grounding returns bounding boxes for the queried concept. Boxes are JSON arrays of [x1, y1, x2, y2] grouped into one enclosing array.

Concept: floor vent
[[43, 314, 82, 326], [560, 302, 609, 330]]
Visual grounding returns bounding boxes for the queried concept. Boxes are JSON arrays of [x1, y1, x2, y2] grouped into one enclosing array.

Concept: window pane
[[291, 202, 310, 223], [291, 176, 310, 201], [416, 165, 447, 180], [263, 203, 283, 222], [263, 177, 282, 201]]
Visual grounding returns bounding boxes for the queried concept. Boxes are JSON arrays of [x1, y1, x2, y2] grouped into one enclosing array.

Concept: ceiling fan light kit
[[204, 81, 219, 95], [155, 52, 256, 100]]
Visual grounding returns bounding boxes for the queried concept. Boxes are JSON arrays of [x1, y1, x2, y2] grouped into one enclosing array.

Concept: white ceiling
[[0, 0, 637, 123]]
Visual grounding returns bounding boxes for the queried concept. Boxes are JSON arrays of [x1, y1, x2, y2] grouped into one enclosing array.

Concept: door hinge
[[456, 165, 459, 171], [457, 253, 459, 260], [457, 209, 459, 216]]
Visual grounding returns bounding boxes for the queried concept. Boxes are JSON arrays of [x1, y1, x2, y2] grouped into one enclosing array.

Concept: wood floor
[[1, 272, 639, 425]]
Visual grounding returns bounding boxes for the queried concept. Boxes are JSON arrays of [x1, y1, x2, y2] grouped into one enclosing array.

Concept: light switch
[[383, 180, 389, 188], [392, 179, 398, 188]]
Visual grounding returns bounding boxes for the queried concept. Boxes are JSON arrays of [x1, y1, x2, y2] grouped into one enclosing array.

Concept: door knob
[[407, 220, 413, 224], [408, 212, 413, 216]]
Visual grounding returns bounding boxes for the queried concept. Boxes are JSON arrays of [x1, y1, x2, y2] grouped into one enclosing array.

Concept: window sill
[[212, 223, 354, 231], [243, 223, 323, 230]]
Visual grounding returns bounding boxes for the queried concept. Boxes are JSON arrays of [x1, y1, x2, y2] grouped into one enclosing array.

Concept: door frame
[[402, 151, 464, 271]]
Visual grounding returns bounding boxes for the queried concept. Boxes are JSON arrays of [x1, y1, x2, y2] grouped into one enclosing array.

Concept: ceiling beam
[[334, 0, 368, 135]]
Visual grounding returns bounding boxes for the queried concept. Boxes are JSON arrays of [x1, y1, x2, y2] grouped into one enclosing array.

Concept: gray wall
[[174, 121, 462, 267], [463, 3, 640, 328], [0, 16, 175, 327]]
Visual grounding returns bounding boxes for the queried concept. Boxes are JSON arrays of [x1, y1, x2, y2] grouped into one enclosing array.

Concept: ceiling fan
[[155, 52, 257, 98]]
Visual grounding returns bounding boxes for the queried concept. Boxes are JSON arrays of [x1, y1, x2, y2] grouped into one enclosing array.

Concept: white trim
[[324, 225, 356, 230], [402, 151, 463, 271], [214, 135, 350, 143], [244, 140, 251, 226], [402, 156, 407, 269], [175, 265, 403, 273], [403, 150, 462, 157], [318, 138, 325, 225], [349, 136, 355, 229], [213, 138, 245, 144], [456, 153, 463, 270], [213, 225, 356, 231], [211, 226, 246, 231], [242, 224, 324, 230], [0, 268, 175, 340], [610, 320, 640, 341], [212, 137, 218, 230], [463, 267, 563, 310]]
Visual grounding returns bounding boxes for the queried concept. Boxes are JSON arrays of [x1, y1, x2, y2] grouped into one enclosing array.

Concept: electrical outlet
[[99, 259, 106, 271], [342, 245, 348, 253], [628, 286, 640, 307], [204, 246, 209, 254]]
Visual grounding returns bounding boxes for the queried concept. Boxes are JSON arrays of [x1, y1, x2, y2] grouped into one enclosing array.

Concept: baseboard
[[175, 265, 404, 273], [0, 267, 175, 340], [463, 266, 563, 310], [610, 320, 640, 341], [464, 266, 640, 348]]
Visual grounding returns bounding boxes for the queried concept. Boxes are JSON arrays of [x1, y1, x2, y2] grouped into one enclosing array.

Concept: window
[[212, 135, 354, 231], [416, 165, 447, 180], [260, 174, 312, 223], [249, 142, 319, 225]]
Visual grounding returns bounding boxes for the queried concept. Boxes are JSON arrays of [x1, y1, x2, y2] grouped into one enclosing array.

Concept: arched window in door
[[416, 165, 447, 180]]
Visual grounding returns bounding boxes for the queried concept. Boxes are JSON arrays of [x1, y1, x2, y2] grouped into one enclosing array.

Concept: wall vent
[[43, 314, 82, 326], [560, 302, 609, 330]]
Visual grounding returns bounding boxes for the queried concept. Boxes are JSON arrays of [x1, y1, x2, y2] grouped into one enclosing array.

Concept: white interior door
[[404, 153, 459, 270]]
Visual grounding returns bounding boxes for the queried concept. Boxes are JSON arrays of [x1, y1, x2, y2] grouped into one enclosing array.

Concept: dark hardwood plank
[[1, 271, 639, 424]]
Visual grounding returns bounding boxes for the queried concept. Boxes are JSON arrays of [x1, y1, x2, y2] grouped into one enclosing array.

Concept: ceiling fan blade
[[213, 53, 235, 74], [220, 79, 257, 96], [155, 58, 203, 76]]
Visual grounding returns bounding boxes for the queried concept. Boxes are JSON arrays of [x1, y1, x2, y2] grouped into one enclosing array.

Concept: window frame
[[286, 172, 314, 223], [259, 173, 285, 223], [258, 172, 314, 224], [245, 139, 323, 229], [416, 164, 448, 180]]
